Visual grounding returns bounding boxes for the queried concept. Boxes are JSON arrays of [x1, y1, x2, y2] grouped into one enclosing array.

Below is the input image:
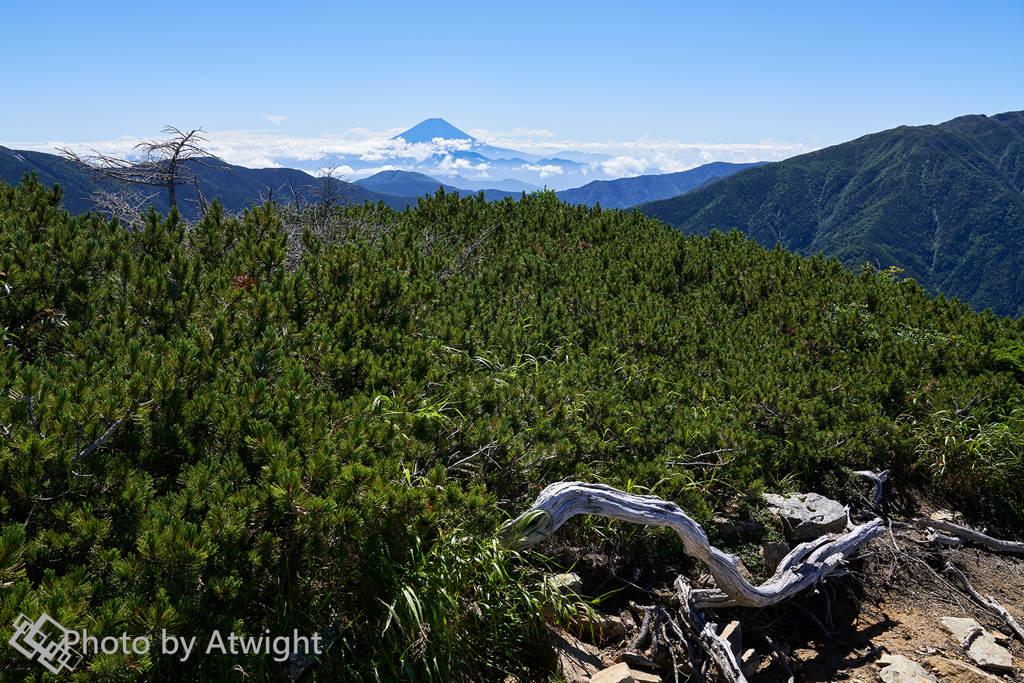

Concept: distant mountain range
[[554, 161, 766, 210], [0, 147, 417, 219], [635, 111, 1024, 318], [355, 170, 524, 203], [16, 111, 1024, 316], [1, 143, 761, 220], [354, 162, 762, 210]]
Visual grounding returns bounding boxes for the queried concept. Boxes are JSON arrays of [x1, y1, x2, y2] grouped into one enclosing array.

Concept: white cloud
[[3, 128, 817, 187], [651, 151, 689, 173], [331, 126, 404, 141], [315, 164, 354, 177], [437, 155, 474, 175], [515, 127, 555, 138], [348, 164, 412, 179], [517, 164, 564, 178], [471, 127, 556, 142], [263, 115, 288, 124], [599, 156, 651, 178]]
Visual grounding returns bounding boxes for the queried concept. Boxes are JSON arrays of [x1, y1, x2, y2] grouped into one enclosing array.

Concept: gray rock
[[877, 654, 937, 683], [759, 541, 791, 574], [628, 670, 662, 683], [541, 572, 585, 620], [930, 509, 965, 524], [712, 513, 764, 537], [546, 626, 602, 682], [574, 613, 626, 644], [547, 572, 583, 595], [940, 617, 1014, 671], [922, 656, 1005, 683], [764, 492, 849, 540], [591, 662, 635, 683], [594, 662, 661, 683]]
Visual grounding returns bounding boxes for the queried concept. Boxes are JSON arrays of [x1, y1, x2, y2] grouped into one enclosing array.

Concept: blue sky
[[3, 0, 1021, 182]]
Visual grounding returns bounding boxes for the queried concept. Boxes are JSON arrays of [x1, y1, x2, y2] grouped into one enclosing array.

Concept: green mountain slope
[[356, 169, 523, 201], [0, 146, 101, 214], [556, 161, 766, 209], [635, 111, 1024, 317], [2, 175, 1024, 680]]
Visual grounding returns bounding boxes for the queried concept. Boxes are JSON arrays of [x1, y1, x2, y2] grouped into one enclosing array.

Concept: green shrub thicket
[[1, 173, 1023, 681]]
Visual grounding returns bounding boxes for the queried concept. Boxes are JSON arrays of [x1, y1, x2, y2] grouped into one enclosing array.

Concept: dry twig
[[912, 519, 1024, 556], [943, 561, 1024, 642]]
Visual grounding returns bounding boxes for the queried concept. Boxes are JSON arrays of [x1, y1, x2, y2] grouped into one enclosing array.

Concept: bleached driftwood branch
[[911, 518, 1024, 555], [499, 482, 884, 608], [675, 577, 747, 683]]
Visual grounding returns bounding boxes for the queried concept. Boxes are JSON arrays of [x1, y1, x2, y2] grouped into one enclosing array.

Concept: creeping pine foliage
[[1, 173, 1024, 681]]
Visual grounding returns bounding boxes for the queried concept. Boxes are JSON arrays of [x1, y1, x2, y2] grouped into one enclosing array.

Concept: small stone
[[940, 617, 1014, 671], [591, 662, 635, 683], [574, 613, 626, 644], [877, 654, 938, 683], [629, 670, 662, 683], [930, 509, 963, 524], [718, 621, 743, 662], [736, 560, 754, 581], [548, 572, 583, 595], [760, 541, 791, 574]]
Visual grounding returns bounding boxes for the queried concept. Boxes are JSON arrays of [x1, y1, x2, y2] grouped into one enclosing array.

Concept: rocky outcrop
[[764, 492, 849, 540]]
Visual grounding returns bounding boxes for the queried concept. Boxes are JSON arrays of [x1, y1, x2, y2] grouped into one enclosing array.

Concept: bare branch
[[943, 561, 1024, 642], [91, 186, 160, 226], [59, 126, 229, 210], [912, 518, 1024, 555]]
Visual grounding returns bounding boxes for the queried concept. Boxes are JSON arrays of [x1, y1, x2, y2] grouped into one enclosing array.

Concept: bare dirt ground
[[535, 479, 1024, 683]]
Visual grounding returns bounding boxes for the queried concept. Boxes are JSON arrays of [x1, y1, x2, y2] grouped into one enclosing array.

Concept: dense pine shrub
[[1, 174, 1022, 681]]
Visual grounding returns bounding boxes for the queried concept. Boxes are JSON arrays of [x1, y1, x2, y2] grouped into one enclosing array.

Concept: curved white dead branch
[[499, 481, 885, 608]]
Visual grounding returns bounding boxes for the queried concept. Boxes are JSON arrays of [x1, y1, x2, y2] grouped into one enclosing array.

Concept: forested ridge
[[636, 111, 1024, 318], [1, 173, 1023, 681]]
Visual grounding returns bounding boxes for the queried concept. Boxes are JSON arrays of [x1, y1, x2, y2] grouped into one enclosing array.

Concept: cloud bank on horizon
[[4, 123, 817, 190]]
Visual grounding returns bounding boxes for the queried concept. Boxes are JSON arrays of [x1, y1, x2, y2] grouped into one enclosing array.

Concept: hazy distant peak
[[392, 118, 475, 144]]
